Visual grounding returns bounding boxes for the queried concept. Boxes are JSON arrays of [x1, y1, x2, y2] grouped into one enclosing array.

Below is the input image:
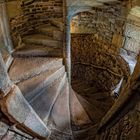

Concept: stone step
[[13, 45, 62, 58], [76, 94, 104, 123], [9, 57, 63, 83], [18, 66, 65, 102], [69, 90, 98, 138], [36, 25, 63, 41], [77, 93, 114, 122], [30, 72, 66, 122], [23, 34, 63, 48], [69, 88, 92, 128], [0, 86, 50, 139], [49, 18, 64, 31], [48, 79, 72, 134]]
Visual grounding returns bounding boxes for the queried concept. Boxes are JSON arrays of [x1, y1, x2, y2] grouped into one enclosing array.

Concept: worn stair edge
[[0, 85, 50, 139], [48, 78, 72, 135], [69, 88, 92, 127], [76, 94, 104, 124], [12, 47, 62, 58], [9, 57, 63, 84], [17, 66, 63, 100], [22, 66, 65, 102], [5, 55, 13, 71], [36, 25, 63, 41], [23, 34, 63, 48], [44, 73, 66, 122], [0, 53, 13, 96], [30, 73, 66, 123]]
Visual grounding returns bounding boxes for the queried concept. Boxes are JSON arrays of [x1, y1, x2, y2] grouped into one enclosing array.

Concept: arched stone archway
[[64, 0, 136, 83]]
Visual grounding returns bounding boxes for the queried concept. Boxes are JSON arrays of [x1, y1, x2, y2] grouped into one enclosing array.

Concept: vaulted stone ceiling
[[66, 0, 132, 18], [67, 0, 118, 6]]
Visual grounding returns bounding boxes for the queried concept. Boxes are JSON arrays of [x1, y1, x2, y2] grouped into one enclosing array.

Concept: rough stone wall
[[7, 0, 63, 46], [70, 3, 130, 49], [123, 14, 140, 54], [95, 90, 140, 140], [71, 2, 135, 91], [71, 34, 130, 91]]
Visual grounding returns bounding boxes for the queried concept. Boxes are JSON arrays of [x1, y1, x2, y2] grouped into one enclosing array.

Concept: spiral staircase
[[2, 16, 114, 140]]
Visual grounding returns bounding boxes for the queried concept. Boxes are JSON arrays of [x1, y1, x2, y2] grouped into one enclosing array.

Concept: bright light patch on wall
[[130, 6, 140, 18]]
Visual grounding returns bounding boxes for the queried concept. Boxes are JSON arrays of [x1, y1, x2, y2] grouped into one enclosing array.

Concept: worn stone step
[[0, 86, 50, 139], [9, 57, 63, 83], [49, 18, 64, 31], [69, 88, 92, 128], [13, 45, 62, 58], [23, 34, 63, 47], [30, 72, 66, 122], [82, 93, 114, 108], [36, 25, 63, 41], [77, 93, 114, 123], [18, 66, 65, 102], [48, 79, 72, 134]]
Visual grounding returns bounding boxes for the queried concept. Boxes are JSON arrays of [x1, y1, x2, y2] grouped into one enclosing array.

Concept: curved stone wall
[[71, 2, 135, 91], [71, 34, 130, 91], [6, 0, 63, 46]]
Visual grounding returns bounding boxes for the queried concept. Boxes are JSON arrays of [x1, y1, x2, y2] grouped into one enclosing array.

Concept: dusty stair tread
[[81, 93, 114, 113], [76, 94, 105, 123], [18, 66, 65, 101], [23, 34, 62, 47], [0, 86, 50, 138], [69, 89, 97, 139], [9, 57, 63, 83], [48, 79, 72, 134], [29, 72, 66, 122], [69, 88, 92, 127], [13, 45, 62, 58]]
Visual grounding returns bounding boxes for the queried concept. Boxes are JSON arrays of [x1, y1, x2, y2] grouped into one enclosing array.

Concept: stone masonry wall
[[7, 0, 63, 46], [71, 2, 133, 50], [71, 34, 130, 91], [71, 2, 135, 91], [95, 86, 140, 140], [95, 8, 140, 140], [70, 1, 136, 51]]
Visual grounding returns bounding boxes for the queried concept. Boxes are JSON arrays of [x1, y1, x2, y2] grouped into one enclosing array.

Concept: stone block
[[24, 109, 50, 138], [124, 37, 140, 54], [2, 131, 15, 140], [0, 53, 13, 96], [125, 23, 140, 42], [0, 122, 9, 137], [0, 85, 50, 138], [12, 134, 23, 140], [0, 86, 31, 123]]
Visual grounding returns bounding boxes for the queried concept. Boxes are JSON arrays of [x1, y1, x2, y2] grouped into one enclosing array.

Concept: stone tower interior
[[0, 0, 140, 139]]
